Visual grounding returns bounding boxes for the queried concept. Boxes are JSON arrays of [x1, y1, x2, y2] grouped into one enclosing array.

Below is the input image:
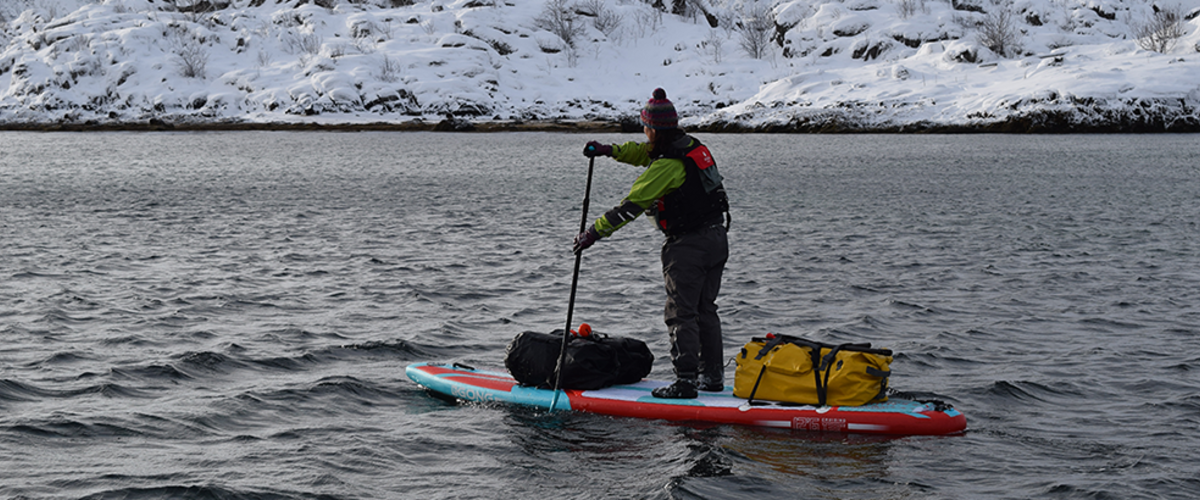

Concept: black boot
[[696, 373, 724, 392], [652, 379, 698, 399]]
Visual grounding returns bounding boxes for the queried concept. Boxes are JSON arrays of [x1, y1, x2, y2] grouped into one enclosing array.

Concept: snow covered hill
[[1, 0, 1198, 131]]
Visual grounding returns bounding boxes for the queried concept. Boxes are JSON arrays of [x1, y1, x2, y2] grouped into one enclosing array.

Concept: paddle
[[549, 153, 596, 412]]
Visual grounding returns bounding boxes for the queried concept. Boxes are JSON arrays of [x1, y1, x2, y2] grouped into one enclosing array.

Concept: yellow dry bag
[[733, 334, 893, 407]]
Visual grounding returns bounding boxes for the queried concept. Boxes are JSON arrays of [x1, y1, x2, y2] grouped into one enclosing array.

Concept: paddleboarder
[[574, 88, 730, 399]]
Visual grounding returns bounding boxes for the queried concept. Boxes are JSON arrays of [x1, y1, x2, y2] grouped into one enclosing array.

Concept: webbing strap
[[753, 335, 788, 361], [867, 367, 891, 402], [746, 365, 769, 406], [815, 345, 842, 406], [756, 335, 890, 355]]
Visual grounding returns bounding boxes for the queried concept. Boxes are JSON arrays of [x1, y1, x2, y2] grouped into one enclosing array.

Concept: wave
[[893, 350, 980, 369], [33, 309, 99, 325], [75, 484, 335, 500], [0, 379, 152, 402], [5, 418, 145, 440], [110, 364, 193, 381], [1077, 317, 1147, 331], [247, 354, 321, 372], [0, 378, 52, 402], [249, 375, 408, 411], [24, 351, 97, 367], [61, 383, 156, 399], [979, 379, 1088, 403], [173, 351, 249, 377], [885, 298, 940, 315], [306, 339, 428, 365]]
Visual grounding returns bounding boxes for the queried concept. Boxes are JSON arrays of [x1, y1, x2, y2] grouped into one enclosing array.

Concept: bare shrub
[[378, 55, 401, 82], [577, 0, 624, 37], [632, 7, 663, 37], [896, 0, 926, 19], [1132, 4, 1186, 53], [328, 42, 348, 59], [977, 0, 1021, 57], [594, 9, 624, 37], [59, 34, 94, 56], [354, 36, 378, 54], [298, 33, 323, 55], [284, 31, 323, 56], [736, 2, 774, 59], [702, 28, 724, 63], [169, 29, 209, 79], [159, 0, 219, 13], [536, 0, 585, 48]]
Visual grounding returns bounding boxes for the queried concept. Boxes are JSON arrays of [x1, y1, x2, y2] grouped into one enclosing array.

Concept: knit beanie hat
[[640, 88, 678, 130]]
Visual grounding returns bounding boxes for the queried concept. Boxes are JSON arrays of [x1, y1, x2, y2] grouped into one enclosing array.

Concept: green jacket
[[592, 140, 690, 238]]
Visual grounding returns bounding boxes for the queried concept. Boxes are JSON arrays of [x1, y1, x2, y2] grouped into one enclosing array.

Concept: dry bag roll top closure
[[734, 334, 893, 407]]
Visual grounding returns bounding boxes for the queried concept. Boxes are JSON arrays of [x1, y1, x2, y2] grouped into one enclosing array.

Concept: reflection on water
[[723, 425, 896, 479]]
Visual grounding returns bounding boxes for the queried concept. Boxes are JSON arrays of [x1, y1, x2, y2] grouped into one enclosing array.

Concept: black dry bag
[[504, 330, 653, 390]]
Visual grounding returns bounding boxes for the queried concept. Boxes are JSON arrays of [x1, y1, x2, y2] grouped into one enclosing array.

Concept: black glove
[[573, 226, 600, 253], [583, 141, 613, 158]]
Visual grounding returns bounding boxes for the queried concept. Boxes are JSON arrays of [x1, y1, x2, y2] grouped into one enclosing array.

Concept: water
[[2, 131, 1199, 499]]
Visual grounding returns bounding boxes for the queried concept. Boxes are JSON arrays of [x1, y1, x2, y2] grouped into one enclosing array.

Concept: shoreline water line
[[2, 113, 1199, 133]]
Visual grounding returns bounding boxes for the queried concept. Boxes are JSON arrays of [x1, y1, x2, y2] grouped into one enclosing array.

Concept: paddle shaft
[[550, 155, 595, 411]]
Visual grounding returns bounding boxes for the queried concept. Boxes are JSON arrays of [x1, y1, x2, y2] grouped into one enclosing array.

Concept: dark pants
[[661, 224, 728, 381]]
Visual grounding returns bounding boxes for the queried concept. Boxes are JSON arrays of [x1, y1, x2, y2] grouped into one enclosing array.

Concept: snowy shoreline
[[2, 105, 1196, 133], [0, 117, 620, 132], [2, 0, 1199, 134]]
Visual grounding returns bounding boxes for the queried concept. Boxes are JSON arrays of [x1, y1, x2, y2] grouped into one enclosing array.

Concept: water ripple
[[2, 132, 1199, 500]]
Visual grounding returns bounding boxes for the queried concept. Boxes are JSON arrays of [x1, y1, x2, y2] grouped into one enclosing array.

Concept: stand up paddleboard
[[407, 362, 966, 436]]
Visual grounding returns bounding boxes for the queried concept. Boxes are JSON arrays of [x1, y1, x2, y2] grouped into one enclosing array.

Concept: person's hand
[[583, 141, 612, 157], [573, 226, 600, 253]]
